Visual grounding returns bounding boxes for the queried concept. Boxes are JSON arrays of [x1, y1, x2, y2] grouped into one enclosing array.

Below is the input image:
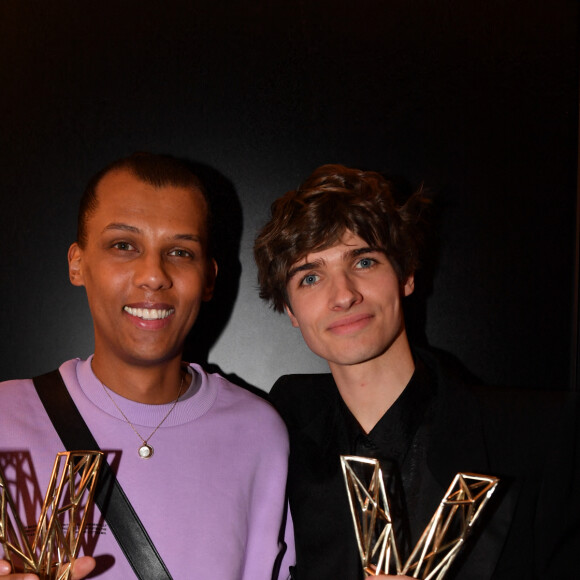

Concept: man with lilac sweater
[[0, 153, 294, 579]]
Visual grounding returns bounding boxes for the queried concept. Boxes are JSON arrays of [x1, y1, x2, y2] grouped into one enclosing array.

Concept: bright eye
[[356, 257, 376, 269], [169, 249, 193, 258], [113, 241, 135, 251], [300, 273, 319, 286]]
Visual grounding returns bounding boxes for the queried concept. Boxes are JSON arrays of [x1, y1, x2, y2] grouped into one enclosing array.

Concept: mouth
[[327, 313, 373, 334], [123, 306, 175, 320]]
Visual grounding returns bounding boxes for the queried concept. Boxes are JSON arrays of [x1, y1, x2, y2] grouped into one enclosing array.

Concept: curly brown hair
[[254, 164, 429, 312]]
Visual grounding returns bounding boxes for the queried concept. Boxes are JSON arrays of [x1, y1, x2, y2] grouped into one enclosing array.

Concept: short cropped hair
[[254, 164, 429, 312], [77, 152, 211, 250]]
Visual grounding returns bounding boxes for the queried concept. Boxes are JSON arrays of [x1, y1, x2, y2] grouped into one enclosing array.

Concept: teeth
[[124, 306, 174, 320]]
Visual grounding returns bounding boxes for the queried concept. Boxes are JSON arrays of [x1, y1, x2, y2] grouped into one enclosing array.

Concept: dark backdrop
[[1, 1, 578, 391]]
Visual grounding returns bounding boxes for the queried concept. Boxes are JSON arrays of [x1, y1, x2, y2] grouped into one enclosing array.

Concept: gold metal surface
[[0, 451, 102, 580], [340, 455, 401, 575], [341, 455, 499, 579]]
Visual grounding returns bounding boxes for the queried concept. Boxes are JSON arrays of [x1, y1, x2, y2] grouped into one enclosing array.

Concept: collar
[[74, 355, 218, 428], [339, 357, 434, 465]]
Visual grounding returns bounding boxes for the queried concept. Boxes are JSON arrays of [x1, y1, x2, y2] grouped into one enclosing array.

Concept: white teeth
[[124, 306, 174, 320]]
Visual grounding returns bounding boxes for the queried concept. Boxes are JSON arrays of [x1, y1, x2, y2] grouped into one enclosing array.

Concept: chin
[[326, 343, 392, 367], [124, 348, 180, 366], [326, 351, 377, 367]]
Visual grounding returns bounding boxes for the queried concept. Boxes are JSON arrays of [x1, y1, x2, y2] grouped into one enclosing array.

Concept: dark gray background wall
[[1, 1, 578, 391]]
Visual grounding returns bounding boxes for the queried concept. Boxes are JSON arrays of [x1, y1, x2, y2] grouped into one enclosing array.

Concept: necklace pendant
[[138, 443, 154, 459]]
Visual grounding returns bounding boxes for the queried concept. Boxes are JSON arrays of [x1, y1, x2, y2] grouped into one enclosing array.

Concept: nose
[[133, 253, 172, 291], [329, 272, 362, 310]]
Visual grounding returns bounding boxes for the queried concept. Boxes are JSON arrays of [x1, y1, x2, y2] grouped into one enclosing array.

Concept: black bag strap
[[33, 370, 173, 580]]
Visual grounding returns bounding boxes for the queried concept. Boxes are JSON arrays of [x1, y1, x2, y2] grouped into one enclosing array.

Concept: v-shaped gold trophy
[[341, 455, 499, 579], [0, 451, 103, 580]]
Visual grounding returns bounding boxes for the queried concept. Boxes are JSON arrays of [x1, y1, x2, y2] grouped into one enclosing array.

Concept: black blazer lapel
[[424, 354, 520, 579]]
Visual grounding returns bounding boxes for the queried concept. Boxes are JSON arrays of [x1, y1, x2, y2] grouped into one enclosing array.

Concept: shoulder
[[0, 376, 34, 400], [0, 358, 81, 413], [418, 345, 574, 420], [474, 385, 578, 456], [0, 364, 73, 444], [0, 359, 82, 390], [0, 357, 78, 399], [269, 373, 337, 428], [421, 347, 578, 462], [192, 363, 289, 437]]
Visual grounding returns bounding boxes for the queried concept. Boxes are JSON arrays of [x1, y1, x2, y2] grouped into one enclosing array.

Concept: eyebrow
[[351, 246, 381, 257], [103, 223, 140, 234], [287, 246, 383, 278], [287, 260, 322, 279], [102, 223, 202, 243]]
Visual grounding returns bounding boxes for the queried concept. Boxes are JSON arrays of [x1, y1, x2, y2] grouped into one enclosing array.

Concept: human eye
[[112, 241, 136, 252], [169, 248, 194, 259], [300, 273, 320, 286], [355, 257, 377, 269]]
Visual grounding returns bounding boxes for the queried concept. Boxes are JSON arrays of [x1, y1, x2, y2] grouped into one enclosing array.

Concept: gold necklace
[[100, 372, 186, 459]]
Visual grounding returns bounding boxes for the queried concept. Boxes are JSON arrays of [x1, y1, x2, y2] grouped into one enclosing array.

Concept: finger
[[0, 559, 38, 578], [0, 560, 38, 579], [71, 556, 96, 580]]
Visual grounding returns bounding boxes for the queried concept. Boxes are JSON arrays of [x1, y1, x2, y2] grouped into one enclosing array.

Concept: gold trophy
[[341, 455, 499, 579], [0, 451, 103, 580]]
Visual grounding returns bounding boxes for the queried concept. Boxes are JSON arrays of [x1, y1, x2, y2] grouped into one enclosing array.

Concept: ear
[[68, 243, 85, 287], [284, 303, 300, 328], [202, 258, 218, 302], [403, 273, 415, 297]]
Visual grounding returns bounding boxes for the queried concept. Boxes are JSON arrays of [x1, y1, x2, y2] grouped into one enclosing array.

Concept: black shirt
[[338, 358, 435, 558]]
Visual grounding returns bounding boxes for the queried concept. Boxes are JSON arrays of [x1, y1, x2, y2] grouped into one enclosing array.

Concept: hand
[[0, 557, 96, 579]]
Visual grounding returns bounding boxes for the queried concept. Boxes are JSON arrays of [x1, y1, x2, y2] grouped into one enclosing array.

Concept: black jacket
[[270, 349, 579, 579]]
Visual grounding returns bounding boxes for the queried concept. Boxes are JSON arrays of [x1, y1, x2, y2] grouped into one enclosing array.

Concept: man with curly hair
[[254, 164, 578, 579]]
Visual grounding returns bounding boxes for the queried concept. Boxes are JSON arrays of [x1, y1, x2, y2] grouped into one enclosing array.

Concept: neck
[[329, 331, 415, 434], [91, 354, 185, 404]]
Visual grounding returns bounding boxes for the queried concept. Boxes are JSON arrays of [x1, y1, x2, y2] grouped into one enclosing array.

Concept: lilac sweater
[[0, 357, 294, 579]]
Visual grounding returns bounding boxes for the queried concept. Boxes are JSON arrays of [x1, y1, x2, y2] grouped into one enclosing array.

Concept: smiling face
[[68, 168, 217, 372], [285, 231, 414, 374]]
